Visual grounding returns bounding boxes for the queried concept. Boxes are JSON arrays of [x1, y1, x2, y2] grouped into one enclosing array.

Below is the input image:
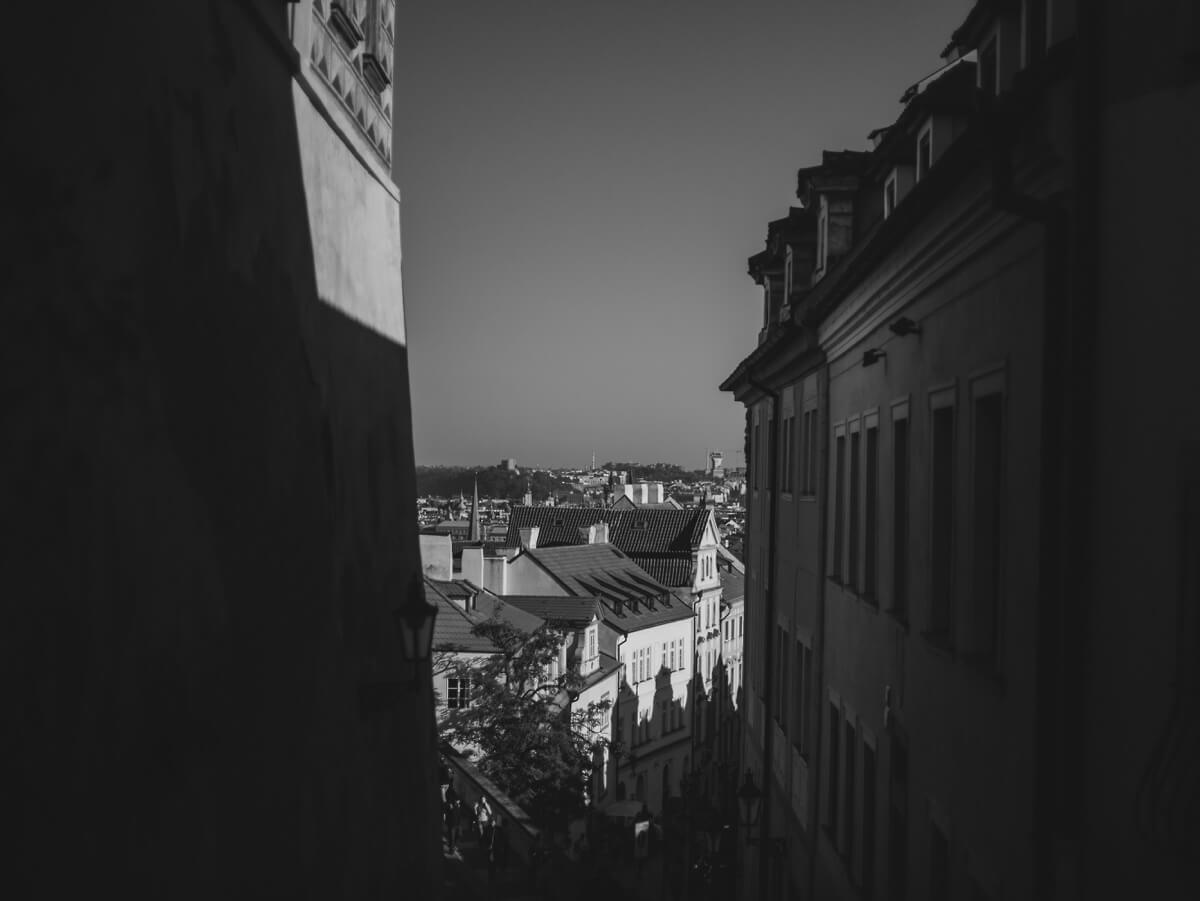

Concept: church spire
[[469, 475, 481, 542]]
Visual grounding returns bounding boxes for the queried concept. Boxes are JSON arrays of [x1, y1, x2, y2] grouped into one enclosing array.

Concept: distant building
[[500, 457, 518, 471]]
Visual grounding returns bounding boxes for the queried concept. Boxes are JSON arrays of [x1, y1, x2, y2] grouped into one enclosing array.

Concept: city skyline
[[393, 0, 971, 468]]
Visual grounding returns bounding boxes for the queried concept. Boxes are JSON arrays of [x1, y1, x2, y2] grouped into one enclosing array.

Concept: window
[[865, 418, 879, 602], [832, 428, 847, 580], [929, 393, 956, 641], [971, 387, 1004, 666], [916, 126, 932, 181], [892, 406, 910, 619], [884, 173, 899, 218], [661, 643, 668, 671], [862, 739, 877, 894], [979, 35, 999, 96], [669, 640, 677, 670], [817, 203, 828, 271], [792, 640, 812, 757], [801, 406, 818, 495], [446, 676, 472, 710], [781, 413, 794, 493], [849, 424, 861, 592], [843, 718, 857, 865], [888, 733, 909, 901], [827, 703, 841, 836], [774, 626, 788, 725]]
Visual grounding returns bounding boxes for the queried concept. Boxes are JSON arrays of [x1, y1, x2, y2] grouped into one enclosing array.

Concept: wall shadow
[[1, 2, 435, 896]]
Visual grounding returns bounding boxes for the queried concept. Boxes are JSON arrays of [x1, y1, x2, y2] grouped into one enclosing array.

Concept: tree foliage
[[435, 612, 611, 829], [416, 465, 569, 502]]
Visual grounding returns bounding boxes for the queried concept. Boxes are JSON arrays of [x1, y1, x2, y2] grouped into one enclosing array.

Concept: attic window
[[884, 173, 899, 218], [632, 520, 650, 530], [554, 518, 564, 527], [916, 125, 933, 182]]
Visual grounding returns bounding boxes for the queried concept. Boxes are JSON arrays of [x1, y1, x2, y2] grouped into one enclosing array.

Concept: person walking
[[443, 783, 461, 854]]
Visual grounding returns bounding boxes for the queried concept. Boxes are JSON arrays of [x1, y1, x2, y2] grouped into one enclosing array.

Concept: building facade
[[722, 1, 1197, 899], [3, 1, 438, 895]]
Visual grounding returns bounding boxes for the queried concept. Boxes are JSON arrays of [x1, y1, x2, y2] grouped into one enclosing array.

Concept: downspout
[[806, 360, 831, 901], [747, 375, 780, 899]]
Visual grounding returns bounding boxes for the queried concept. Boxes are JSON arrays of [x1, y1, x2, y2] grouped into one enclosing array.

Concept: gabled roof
[[517, 544, 694, 632]]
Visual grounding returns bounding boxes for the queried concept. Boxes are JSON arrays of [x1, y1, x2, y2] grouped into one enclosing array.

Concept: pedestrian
[[443, 783, 461, 853], [474, 796, 492, 842]]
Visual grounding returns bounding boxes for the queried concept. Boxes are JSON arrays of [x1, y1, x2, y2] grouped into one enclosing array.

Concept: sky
[[392, 0, 971, 470]]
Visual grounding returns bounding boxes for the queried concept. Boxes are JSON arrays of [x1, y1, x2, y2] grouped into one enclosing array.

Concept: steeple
[[469, 475, 481, 542]]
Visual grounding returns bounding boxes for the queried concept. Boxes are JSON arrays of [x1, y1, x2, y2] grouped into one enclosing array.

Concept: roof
[[504, 507, 713, 587], [500, 595, 602, 627], [428, 578, 545, 654], [518, 544, 694, 632], [579, 652, 621, 691]]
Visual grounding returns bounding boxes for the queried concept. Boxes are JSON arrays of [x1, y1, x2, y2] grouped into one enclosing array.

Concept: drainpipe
[[747, 375, 780, 900]]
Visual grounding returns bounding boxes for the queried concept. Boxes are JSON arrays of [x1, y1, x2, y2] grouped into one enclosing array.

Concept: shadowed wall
[[1, 2, 438, 896]]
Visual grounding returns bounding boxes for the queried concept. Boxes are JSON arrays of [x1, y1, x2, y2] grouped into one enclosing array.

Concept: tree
[[436, 611, 611, 830]]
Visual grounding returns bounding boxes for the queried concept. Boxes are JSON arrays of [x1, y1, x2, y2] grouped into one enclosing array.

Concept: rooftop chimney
[[587, 522, 609, 544], [519, 526, 539, 550]]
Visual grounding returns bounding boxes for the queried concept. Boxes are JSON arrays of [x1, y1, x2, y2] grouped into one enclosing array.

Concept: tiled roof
[[633, 555, 694, 587], [428, 582, 499, 654], [428, 579, 544, 654], [504, 506, 711, 585], [519, 545, 694, 632], [500, 595, 601, 627]]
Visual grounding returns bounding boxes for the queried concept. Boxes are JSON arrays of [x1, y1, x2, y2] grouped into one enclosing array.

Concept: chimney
[[587, 522, 609, 544], [460, 546, 484, 586], [650, 483, 664, 504], [519, 526, 539, 550], [482, 555, 507, 595]]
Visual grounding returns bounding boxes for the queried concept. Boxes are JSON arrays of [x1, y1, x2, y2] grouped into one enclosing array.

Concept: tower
[[469, 475, 481, 542]]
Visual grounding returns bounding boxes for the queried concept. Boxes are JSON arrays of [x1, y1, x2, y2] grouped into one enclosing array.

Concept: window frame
[[927, 383, 958, 647], [916, 121, 933, 182], [968, 367, 1007, 670], [890, 398, 911, 622]]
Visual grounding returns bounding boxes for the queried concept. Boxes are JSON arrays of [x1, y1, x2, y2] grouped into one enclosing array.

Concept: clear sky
[[393, 0, 970, 470]]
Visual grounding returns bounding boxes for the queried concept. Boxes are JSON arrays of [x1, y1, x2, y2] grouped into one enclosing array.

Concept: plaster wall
[[820, 182, 1046, 898], [1, 2, 436, 896]]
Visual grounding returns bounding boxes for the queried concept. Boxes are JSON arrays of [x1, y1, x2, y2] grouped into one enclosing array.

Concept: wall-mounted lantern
[[394, 572, 438, 666]]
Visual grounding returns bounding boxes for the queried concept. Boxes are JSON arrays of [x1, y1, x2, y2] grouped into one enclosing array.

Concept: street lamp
[[736, 770, 762, 833], [360, 573, 439, 716], [394, 572, 438, 672]]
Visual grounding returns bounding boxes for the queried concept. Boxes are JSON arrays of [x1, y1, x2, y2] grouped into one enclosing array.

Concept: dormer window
[[916, 124, 933, 181], [816, 201, 828, 273], [884, 173, 899, 218]]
